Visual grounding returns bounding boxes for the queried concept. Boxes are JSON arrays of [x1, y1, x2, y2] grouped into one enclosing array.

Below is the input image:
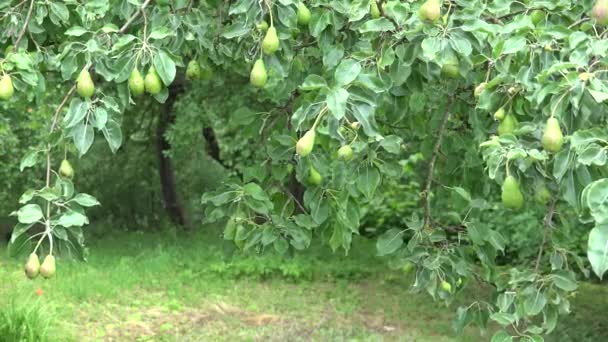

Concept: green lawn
[[1, 229, 606, 341]]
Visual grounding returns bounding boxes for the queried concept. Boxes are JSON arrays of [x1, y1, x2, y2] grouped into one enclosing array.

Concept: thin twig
[[535, 198, 557, 272], [14, 0, 35, 49], [119, 0, 153, 33], [423, 96, 454, 228]]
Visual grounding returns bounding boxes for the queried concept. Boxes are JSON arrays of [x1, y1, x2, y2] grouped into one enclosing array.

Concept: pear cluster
[[25, 253, 56, 279]]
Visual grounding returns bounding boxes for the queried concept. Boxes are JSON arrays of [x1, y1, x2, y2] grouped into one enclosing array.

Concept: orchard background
[[1, 0, 608, 340]]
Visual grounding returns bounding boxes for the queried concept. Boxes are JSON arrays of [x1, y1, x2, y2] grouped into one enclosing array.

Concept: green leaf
[[376, 228, 403, 256], [583, 179, 608, 224], [72, 122, 94, 157], [357, 165, 381, 199], [551, 270, 578, 291], [102, 119, 123, 153], [326, 88, 349, 120], [335, 59, 361, 86], [56, 210, 89, 227], [148, 27, 174, 40], [300, 75, 328, 91], [588, 224, 608, 279], [524, 290, 546, 316], [153, 50, 176, 86], [72, 193, 101, 207], [17, 204, 44, 224], [20, 150, 40, 172], [359, 18, 396, 33], [491, 330, 513, 342], [490, 312, 516, 326], [65, 26, 88, 36], [379, 135, 403, 154]]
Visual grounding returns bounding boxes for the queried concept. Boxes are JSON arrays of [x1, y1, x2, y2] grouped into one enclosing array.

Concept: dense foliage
[[2, 0, 608, 340]]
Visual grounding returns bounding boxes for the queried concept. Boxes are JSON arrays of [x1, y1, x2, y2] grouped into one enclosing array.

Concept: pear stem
[[535, 198, 557, 273], [311, 106, 328, 131], [550, 91, 569, 118], [264, 0, 274, 27], [14, 0, 35, 50]]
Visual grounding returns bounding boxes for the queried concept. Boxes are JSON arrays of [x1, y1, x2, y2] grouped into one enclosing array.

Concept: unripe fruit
[[144, 66, 163, 95], [308, 166, 322, 185], [77, 70, 95, 98], [128, 69, 145, 96], [40, 255, 56, 279], [257, 20, 269, 32], [456, 278, 463, 287], [494, 107, 505, 121], [419, 0, 441, 22], [502, 175, 524, 210], [441, 59, 459, 79], [542, 117, 564, 152], [297, 3, 312, 26], [337, 145, 354, 161], [250, 59, 268, 88], [262, 27, 280, 55], [0, 74, 15, 100], [59, 159, 74, 178], [530, 10, 545, 25], [402, 261, 415, 274], [497, 114, 517, 135], [579, 72, 594, 82], [535, 184, 551, 205], [440, 281, 452, 293], [24, 253, 40, 279], [296, 130, 315, 157], [592, 0, 608, 25], [186, 60, 201, 80], [370, 1, 381, 19], [543, 43, 553, 51], [474, 83, 487, 97], [350, 121, 361, 130]]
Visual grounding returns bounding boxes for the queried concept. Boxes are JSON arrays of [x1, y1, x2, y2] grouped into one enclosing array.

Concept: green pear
[[128, 69, 145, 96], [77, 70, 95, 98], [502, 175, 524, 210], [370, 1, 381, 19], [441, 57, 459, 79], [186, 60, 201, 80], [474, 82, 487, 97], [308, 166, 322, 185], [250, 59, 268, 88], [497, 114, 517, 136], [535, 184, 551, 205], [262, 26, 280, 55], [297, 3, 311, 26], [40, 255, 56, 279], [350, 121, 361, 130], [337, 145, 353, 161], [541, 117, 564, 152], [257, 20, 269, 32], [402, 261, 415, 274], [144, 66, 163, 94], [296, 130, 315, 157], [592, 0, 608, 25], [59, 159, 74, 178], [24, 253, 40, 279], [494, 107, 505, 121], [419, 0, 441, 22], [440, 281, 452, 293], [0, 74, 14, 100]]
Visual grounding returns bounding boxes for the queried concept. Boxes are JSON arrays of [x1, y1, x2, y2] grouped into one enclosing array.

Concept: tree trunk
[[157, 81, 188, 227]]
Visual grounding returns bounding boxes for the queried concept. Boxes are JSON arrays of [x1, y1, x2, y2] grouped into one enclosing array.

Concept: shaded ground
[[1, 230, 606, 341]]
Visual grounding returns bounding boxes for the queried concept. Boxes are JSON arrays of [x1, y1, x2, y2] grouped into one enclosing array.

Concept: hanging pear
[[77, 70, 95, 98], [592, 0, 608, 25], [297, 2, 311, 26], [419, 0, 441, 22], [440, 281, 452, 293], [337, 145, 353, 161], [59, 159, 74, 178], [296, 130, 315, 157], [308, 166, 322, 185], [250, 59, 268, 88], [144, 66, 163, 95], [501, 175, 524, 210], [370, 1, 381, 19], [40, 255, 56, 279], [441, 57, 459, 79], [129, 69, 145, 96], [541, 117, 564, 153], [257, 20, 269, 32], [474, 83, 487, 97], [24, 253, 40, 279], [497, 114, 517, 135], [534, 184, 551, 205], [262, 26, 280, 55], [493, 107, 505, 121], [0, 74, 15, 100], [186, 60, 201, 80]]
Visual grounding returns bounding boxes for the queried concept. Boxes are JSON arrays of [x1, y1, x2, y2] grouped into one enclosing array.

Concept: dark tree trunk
[[157, 80, 188, 227], [202, 127, 227, 168]]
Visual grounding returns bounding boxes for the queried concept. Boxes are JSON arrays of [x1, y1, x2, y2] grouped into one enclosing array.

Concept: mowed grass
[[0, 228, 606, 341]]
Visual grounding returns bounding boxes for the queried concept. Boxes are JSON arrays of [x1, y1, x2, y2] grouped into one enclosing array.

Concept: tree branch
[[14, 0, 35, 49], [120, 0, 153, 33], [423, 96, 454, 228], [535, 198, 557, 273]]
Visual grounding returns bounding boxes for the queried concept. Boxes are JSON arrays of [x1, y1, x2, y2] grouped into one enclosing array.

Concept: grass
[[0, 227, 606, 341]]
